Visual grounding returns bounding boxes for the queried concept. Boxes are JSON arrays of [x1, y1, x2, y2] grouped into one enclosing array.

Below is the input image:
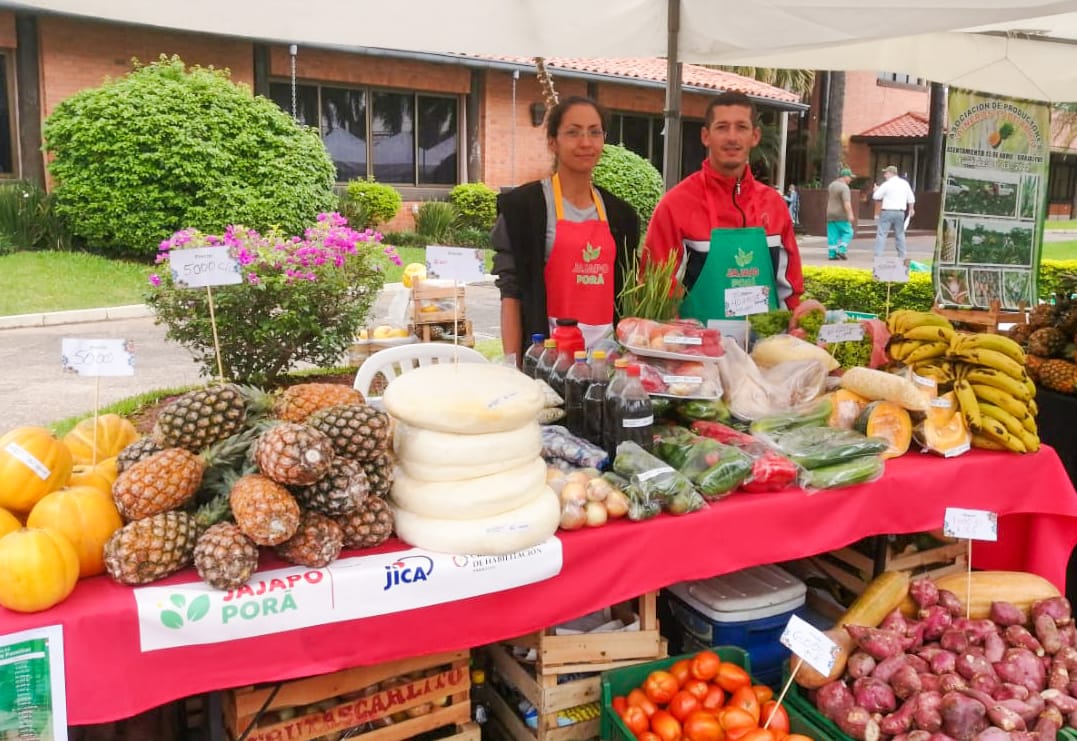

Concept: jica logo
[[159, 593, 211, 630], [384, 555, 434, 591]]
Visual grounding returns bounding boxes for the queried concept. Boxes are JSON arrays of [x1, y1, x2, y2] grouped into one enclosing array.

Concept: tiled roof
[[457, 54, 802, 105], [857, 111, 929, 139]]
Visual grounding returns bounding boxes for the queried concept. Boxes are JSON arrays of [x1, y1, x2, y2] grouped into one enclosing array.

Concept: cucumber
[[749, 396, 833, 436], [802, 455, 885, 490]]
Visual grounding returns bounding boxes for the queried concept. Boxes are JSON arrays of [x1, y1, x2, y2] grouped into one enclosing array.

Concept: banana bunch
[[886, 310, 956, 372], [949, 333, 1039, 453]]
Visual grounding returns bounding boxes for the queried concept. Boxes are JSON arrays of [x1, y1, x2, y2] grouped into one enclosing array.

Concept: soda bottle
[[521, 333, 546, 378], [551, 317, 585, 357], [547, 342, 574, 400], [603, 358, 630, 459], [612, 363, 654, 453], [582, 350, 609, 448], [563, 350, 592, 437], [534, 339, 559, 385]]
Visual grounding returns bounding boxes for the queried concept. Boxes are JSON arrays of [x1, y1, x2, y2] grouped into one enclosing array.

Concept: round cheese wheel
[[391, 458, 546, 519], [399, 453, 540, 483], [382, 363, 543, 434], [395, 421, 541, 467], [391, 487, 560, 555]]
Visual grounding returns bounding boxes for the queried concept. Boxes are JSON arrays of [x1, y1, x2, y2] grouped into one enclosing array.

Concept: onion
[[584, 500, 608, 527], [604, 488, 629, 518], [559, 502, 586, 530], [565, 470, 591, 486], [559, 481, 588, 506], [585, 477, 612, 502]]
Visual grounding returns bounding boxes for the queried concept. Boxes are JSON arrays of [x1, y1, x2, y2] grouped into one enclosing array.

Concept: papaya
[[855, 400, 912, 459], [916, 392, 971, 457], [828, 389, 869, 429]]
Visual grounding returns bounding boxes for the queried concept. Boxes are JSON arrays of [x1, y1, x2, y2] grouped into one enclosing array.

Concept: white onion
[[584, 500, 608, 527], [559, 502, 586, 530], [604, 488, 629, 519]]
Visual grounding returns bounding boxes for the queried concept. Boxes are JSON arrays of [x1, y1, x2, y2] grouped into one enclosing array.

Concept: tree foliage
[[592, 144, 664, 230], [42, 55, 337, 258]]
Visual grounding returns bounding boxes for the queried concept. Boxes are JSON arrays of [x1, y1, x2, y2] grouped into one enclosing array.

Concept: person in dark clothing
[[491, 96, 640, 365]]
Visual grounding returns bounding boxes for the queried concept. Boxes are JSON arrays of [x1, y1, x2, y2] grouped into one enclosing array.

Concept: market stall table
[[2, 447, 1076, 726]]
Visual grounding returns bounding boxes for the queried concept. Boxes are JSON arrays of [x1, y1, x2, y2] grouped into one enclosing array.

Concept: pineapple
[[194, 522, 260, 590], [1025, 354, 1048, 383], [1027, 327, 1068, 358], [1039, 359, 1077, 394], [337, 495, 394, 550], [103, 511, 199, 585], [255, 422, 335, 486], [360, 451, 395, 499], [1029, 303, 1057, 330], [274, 383, 365, 423], [152, 384, 252, 452], [276, 511, 344, 567], [307, 404, 392, 461], [113, 448, 204, 521], [293, 458, 369, 516], [1007, 323, 1034, 346], [116, 437, 163, 474], [230, 473, 301, 546]]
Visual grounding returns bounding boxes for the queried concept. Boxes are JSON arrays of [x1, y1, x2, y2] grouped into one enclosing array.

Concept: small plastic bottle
[[534, 339, 559, 385], [521, 333, 546, 378], [612, 363, 654, 453], [582, 350, 609, 448], [563, 350, 592, 437], [547, 342, 574, 400], [603, 358, 630, 459]]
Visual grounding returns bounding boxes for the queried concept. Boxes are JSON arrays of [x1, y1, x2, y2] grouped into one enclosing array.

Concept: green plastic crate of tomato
[[600, 646, 833, 741]]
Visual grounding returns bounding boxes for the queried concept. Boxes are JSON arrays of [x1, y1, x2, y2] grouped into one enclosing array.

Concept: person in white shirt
[[872, 165, 916, 260]]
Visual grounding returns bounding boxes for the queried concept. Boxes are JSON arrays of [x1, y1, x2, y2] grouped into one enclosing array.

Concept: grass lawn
[[1042, 241, 1077, 261], [1045, 220, 1077, 230], [0, 251, 154, 315]]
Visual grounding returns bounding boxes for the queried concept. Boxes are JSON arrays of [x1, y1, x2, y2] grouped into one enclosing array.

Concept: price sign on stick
[[61, 339, 134, 377], [872, 256, 910, 284], [780, 614, 839, 677], [425, 245, 486, 284], [724, 285, 770, 318], [944, 507, 998, 541], [169, 246, 241, 288], [818, 323, 865, 343]]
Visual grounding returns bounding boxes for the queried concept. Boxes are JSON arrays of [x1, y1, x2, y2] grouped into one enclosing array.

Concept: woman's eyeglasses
[[558, 128, 606, 141]]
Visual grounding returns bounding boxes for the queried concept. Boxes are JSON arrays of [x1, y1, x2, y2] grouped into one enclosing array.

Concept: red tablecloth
[[2, 447, 1076, 725]]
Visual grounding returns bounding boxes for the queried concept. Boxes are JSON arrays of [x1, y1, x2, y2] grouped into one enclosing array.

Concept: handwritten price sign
[[61, 338, 134, 377], [873, 257, 910, 284], [944, 507, 998, 541], [780, 613, 839, 676], [170, 247, 242, 288], [425, 245, 486, 284], [724, 285, 770, 317], [818, 323, 865, 343]]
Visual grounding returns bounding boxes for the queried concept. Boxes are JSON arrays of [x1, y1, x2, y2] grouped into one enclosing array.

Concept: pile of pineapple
[[104, 382, 397, 591], [1009, 288, 1077, 394]]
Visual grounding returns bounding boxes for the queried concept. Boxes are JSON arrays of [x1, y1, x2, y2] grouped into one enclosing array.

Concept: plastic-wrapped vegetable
[[749, 396, 833, 437], [690, 419, 761, 450], [541, 425, 609, 469], [673, 398, 731, 423], [771, 425, 890, 469], [652, 426, 699, 469], [741, 450, 800, 493], [691, 445, 754, 499], [613, 441, 704, 515], [800, 455, 885, 491]]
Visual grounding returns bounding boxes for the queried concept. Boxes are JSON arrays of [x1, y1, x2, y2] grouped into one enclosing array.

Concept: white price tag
[[425, 245, 487, 284], [872, 257, 910, 284], [61, 338, 135, 377], [780, 614, 839, 676], [818, 323, 865, 343], [943, 507, 998, 541], [169, 246, 242, 288], [724, 285, 770, 317]]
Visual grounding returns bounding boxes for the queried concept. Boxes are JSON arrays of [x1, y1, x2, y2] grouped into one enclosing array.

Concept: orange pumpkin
[[68, 465, 114, 496], [63, 414, 139, 465], [95, 456, 119, 485], [0, 527, 80, 612], [0, 507, 21, 539], [28, 486, 123, 577], [0, 427, 73, 513]]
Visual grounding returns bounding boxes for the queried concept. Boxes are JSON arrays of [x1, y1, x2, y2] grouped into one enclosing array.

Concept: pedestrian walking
[[872, 165, 915, 260], [826, 167, 856, 260]]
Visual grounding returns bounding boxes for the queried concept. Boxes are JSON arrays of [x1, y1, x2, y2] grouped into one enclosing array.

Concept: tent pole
[[662, 0, 682, 190], [777, 111, 789, 191]]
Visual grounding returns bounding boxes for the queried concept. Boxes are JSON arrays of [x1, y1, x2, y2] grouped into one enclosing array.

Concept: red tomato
[[682, 678, 710, 701], [668, 690, 701, 722], [622, 705, 651, 737], [701, 684, 726, 711], [682, 709, 725, 741], [629, 687, 659, 717], [760, 702, 790, 736], [638, 734, 662, 741], [751, 685, 774, 705], [612, 695, 628, 718], [669, 658, 694, 688], [737, 730, 777, 741], [644, 670, 680, 706], [650, 709, 684, 741], [691, 650, 722, 681], [718, 706, 756, 733], [714, 662, 752, 693], [781, 735, 815, 741], [729, 685, 761, 724]]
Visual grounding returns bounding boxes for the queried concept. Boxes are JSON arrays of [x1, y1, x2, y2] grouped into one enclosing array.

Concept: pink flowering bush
[[146, 212, 401, 384]]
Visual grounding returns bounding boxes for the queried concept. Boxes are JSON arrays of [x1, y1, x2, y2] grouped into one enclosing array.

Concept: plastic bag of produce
[[688, 444, 754, 499], [673, 398, 731, 423], [616, 317, 722, 358], [740, 450, 800, 493], [769, 425, 890, 470], [652, 425, 699, 469], [716, 337, 778, 421], [799, 455, 885, 491], [613, 441, 704, 515], [621, 353, 723, 398], [751, 333, 839, 373], [541, 425, 608, 469], [749, 396, 833, 437], [760, 359, 828, 408]]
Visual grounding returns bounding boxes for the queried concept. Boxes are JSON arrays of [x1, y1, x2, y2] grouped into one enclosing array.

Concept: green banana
[[963, 368, 1033, 401], [900, 325, 956, 343], [951, 348, 1026, 380], [977, 416, 1027, 453], [952, 332, 1026, 365], [954, 379, 982, 433], [904, 341, 950, 365], [970, 383, 1030, 419]]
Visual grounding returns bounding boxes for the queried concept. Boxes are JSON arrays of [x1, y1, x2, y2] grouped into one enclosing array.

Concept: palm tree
[[714, 67, 816, 98]]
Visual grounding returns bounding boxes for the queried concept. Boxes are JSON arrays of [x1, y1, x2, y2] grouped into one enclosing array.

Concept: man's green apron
[[679, 226, 779, 323]]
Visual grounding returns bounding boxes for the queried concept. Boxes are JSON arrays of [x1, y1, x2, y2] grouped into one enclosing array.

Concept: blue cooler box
[[665, 564, 806, 687]]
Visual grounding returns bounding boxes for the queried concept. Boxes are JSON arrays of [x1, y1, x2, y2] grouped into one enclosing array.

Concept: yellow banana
[[1021, 413, 1037, 435], [951, 348, 1026, 380], [886, 310, 915, 334], [1028, 398, 1039, 417], [887, 339, 918, 363], [980, 404, 1039, 452], [954, 379, 982, 433], [971, 433, 1009, 451], [1025, 378, 1037, 399], [899, 311, 954, 333], [953, 332, 1026, 365], [970, 384, 1030, 419], [962, 367, 1032, 401], [900, 325, 956, 343], [915, 364, 954, 385], [977, 416, 1027, 453], [904, 341, 950, 365]]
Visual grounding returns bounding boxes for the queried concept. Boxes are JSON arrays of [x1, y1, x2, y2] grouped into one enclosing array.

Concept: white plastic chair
[[353, 342, 488, 408]]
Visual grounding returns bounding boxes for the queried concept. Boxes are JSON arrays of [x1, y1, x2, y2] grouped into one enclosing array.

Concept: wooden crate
[[481, 592, 666, 741], [411, 319, 475, 347], [933, 300, 1027, 334], [412, 281, 468, 326], [813, 535, 968, 595], [222, 649, 474, 741]]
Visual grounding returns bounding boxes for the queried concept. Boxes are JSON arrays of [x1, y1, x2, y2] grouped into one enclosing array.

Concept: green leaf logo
[[187, 595, 211, 622], [160, 593, 212, 630], [581, 243, 601, 263], [161, 610, 184, 630], [735, 248, 753, 267]]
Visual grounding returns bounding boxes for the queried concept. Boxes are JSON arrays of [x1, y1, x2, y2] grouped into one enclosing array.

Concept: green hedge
[[803, 259, 1077, 316]]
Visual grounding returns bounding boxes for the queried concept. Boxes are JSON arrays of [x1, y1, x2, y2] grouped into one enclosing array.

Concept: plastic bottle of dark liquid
[[547, 343, 574, 400], [603, 358, 630, 459], [563, 351, 592, 437], [612, 363, 654, 453], [522, 333, 546, 378], [582, 350, 609, 448], [534, 339, 558, 385]]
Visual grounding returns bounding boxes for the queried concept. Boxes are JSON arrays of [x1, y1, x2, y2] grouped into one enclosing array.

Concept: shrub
[[145, 213, 401, 385], [381, 230, 428, 249], [0, 180, 70, 254], [343, 179, 402, 228], [802, 265, 933, 316], [591, 144, 664, 230], [454, 226, 492, 250], [42, 55, 337, 259], [414, 201, 459, 244], [449, 183, 498, 230]]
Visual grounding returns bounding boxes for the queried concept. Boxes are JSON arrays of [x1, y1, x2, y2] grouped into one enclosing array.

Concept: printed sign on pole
[[169, 246, 242, 288], [61, 338, 134, 377]]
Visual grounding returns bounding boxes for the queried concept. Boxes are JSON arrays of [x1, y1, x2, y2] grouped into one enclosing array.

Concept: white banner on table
[[0, 624, 67, 741], [169, 246, 242, 288], [133, 538, 563, 651], [425, 244, 486, 284], [61, 338, 135, 377]]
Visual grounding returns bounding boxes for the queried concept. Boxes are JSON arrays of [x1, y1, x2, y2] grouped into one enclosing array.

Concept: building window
[[1048, 159, 1077, 203], [610, 113, 663, 172], [270, 82, 459, 185], [872, 150, 920, 189], [877, 72, 927, 88]]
